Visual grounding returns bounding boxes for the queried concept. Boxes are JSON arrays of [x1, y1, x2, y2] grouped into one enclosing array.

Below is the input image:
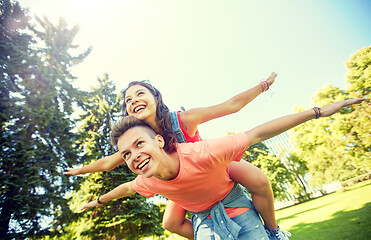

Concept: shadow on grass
[[278, 182, 371, 223], [287, 202, 371, 240]]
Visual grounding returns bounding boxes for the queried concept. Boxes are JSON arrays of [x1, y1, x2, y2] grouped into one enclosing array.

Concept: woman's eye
[[137, 141, 144, 147], [137, 91, 144, 96], [125, 98, 132, 104]]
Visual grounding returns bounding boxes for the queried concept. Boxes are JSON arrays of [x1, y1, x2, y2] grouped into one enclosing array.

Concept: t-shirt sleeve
[[131, 176, 156, 198], [205, 132, 250, 164]]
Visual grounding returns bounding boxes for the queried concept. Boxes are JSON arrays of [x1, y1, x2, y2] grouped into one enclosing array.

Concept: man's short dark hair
[[110, 116, 156, 146]]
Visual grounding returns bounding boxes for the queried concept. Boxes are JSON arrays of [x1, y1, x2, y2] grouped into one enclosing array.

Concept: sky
[[21, 0, 371, 139]]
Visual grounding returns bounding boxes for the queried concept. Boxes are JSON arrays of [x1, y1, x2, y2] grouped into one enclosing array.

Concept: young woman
[[66, 73, 288, 239]]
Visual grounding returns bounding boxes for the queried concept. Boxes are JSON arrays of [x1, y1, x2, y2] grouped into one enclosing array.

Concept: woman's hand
[[266, 72, 277, 86]]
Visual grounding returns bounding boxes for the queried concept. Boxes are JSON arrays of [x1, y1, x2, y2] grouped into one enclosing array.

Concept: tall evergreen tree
[[0, 1, 35, 238], [0, 1, 91, 238], [60, 75, 164, 240], [0, 0, 31, 129]]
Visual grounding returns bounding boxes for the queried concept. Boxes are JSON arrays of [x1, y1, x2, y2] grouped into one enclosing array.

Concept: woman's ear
[[155, 134, 165, 148]]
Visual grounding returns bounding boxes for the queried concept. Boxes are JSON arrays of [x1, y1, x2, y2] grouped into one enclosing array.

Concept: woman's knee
[[162, 217, 175, 232], [229, 161, 271, 193]]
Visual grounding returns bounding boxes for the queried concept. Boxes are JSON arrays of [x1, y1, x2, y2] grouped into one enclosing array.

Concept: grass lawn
[[165, 180, 371, 239], [276, 180, 371, 240]]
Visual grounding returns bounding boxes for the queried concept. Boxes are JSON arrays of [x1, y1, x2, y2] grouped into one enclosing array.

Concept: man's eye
[[137, 91, 144, 96], [137, 141, 144, 147], [122, 152, 130, 160]]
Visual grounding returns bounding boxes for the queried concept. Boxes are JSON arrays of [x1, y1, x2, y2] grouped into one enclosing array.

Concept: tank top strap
[[169, 111, 187, 143]]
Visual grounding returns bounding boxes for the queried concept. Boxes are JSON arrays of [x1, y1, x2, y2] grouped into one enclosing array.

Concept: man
[[81, 98, 364, 239]]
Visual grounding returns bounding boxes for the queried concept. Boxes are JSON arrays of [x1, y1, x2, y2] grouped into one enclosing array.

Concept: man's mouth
[[137, 159, 150, 170], [133, 105, 146, 113]]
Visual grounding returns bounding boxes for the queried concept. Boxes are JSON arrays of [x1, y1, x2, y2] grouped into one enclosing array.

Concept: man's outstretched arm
[[246, 98, 365, 146]]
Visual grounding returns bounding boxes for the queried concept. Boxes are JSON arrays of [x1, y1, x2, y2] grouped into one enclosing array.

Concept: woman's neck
[[147, 118, 164, 135]]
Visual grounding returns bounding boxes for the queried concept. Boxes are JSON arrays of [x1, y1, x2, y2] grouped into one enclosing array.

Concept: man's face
[[117, 126, 164, 178]]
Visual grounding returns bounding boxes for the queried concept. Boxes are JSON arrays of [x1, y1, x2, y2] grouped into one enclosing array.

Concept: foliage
[[285, 153, 310, 202], [290, 45, 370, 190], [344, 45, 371, 173], [0, 1, 90, 238], [0, 0, 31, 129], [243, 142, 293, 201], [345, 45, 371, 96]]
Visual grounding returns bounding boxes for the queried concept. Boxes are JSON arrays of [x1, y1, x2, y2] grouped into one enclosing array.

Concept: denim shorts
[[194, 209, 269, 240]]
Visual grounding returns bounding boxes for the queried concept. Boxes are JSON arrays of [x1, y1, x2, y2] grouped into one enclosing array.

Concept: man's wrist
[[97, 195, 104, 205]]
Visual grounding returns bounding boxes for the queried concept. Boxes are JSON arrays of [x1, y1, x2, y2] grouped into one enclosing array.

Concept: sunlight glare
[[65, 0, 107, 24]]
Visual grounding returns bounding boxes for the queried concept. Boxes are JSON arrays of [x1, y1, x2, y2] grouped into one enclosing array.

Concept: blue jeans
[[194, 209, 269, 240]]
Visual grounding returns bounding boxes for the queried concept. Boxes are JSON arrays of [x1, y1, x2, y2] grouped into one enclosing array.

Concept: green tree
[[0, 2, 91, 238], [0, 1, 35, 238], [285, 153, 310, 201], [345, 45, 370, 97], [344, 45, 371, 174], [243, 142, 292, 201], [59, 75, 164, 240], [0, 0, 31, 129], [290, 86, 357, 188], [290, 46, 370, 189]]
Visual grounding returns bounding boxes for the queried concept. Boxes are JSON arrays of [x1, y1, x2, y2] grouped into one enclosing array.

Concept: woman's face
[[124, 85, 157, 122]]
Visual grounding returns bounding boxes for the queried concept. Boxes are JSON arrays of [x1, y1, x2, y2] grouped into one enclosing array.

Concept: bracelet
[[97, 196, 104, 205], [260, 80, 270, 92], [313, 107, 321, 119]]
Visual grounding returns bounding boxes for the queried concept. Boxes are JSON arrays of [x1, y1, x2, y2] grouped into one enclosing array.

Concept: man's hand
[[319, 98, 365, 117], [65, 168, 81, 175], [81, 200, 100, 211]]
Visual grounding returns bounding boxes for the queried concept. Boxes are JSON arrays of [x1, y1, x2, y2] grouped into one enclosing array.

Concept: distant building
[[263, 131, 315, 202]]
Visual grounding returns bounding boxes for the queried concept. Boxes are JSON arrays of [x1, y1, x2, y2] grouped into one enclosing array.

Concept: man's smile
[[136, 158, 150, 170]]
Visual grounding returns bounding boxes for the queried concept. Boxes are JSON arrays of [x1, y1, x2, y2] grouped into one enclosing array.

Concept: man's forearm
[[77, 152, 123, 174], [99, 181, 136, 203], [246, 109, 314, 146]]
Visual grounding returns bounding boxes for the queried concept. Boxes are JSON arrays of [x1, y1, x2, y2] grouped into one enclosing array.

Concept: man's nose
[[133, 153, 141, 161]]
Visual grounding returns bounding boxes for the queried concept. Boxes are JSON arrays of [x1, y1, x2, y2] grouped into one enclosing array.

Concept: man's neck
[[155, 151, 180, 181]]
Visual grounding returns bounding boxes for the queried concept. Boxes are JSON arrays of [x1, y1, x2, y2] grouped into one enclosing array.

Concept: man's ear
[[155, 134, 165, 148]]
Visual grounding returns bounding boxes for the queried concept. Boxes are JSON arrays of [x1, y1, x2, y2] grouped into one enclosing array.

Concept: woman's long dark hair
[[121, 81, 176, 151]]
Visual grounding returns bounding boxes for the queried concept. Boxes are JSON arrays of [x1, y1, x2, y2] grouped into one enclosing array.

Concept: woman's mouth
[[133, 105, 146, 113]]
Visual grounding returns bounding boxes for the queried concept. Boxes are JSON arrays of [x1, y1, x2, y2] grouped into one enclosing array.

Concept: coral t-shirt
[[132, 133, 250, 213]]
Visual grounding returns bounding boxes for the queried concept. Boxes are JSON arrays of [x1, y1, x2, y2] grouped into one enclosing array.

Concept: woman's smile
[[133, 104, 147, 113], [125, 85, 157, 122]]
